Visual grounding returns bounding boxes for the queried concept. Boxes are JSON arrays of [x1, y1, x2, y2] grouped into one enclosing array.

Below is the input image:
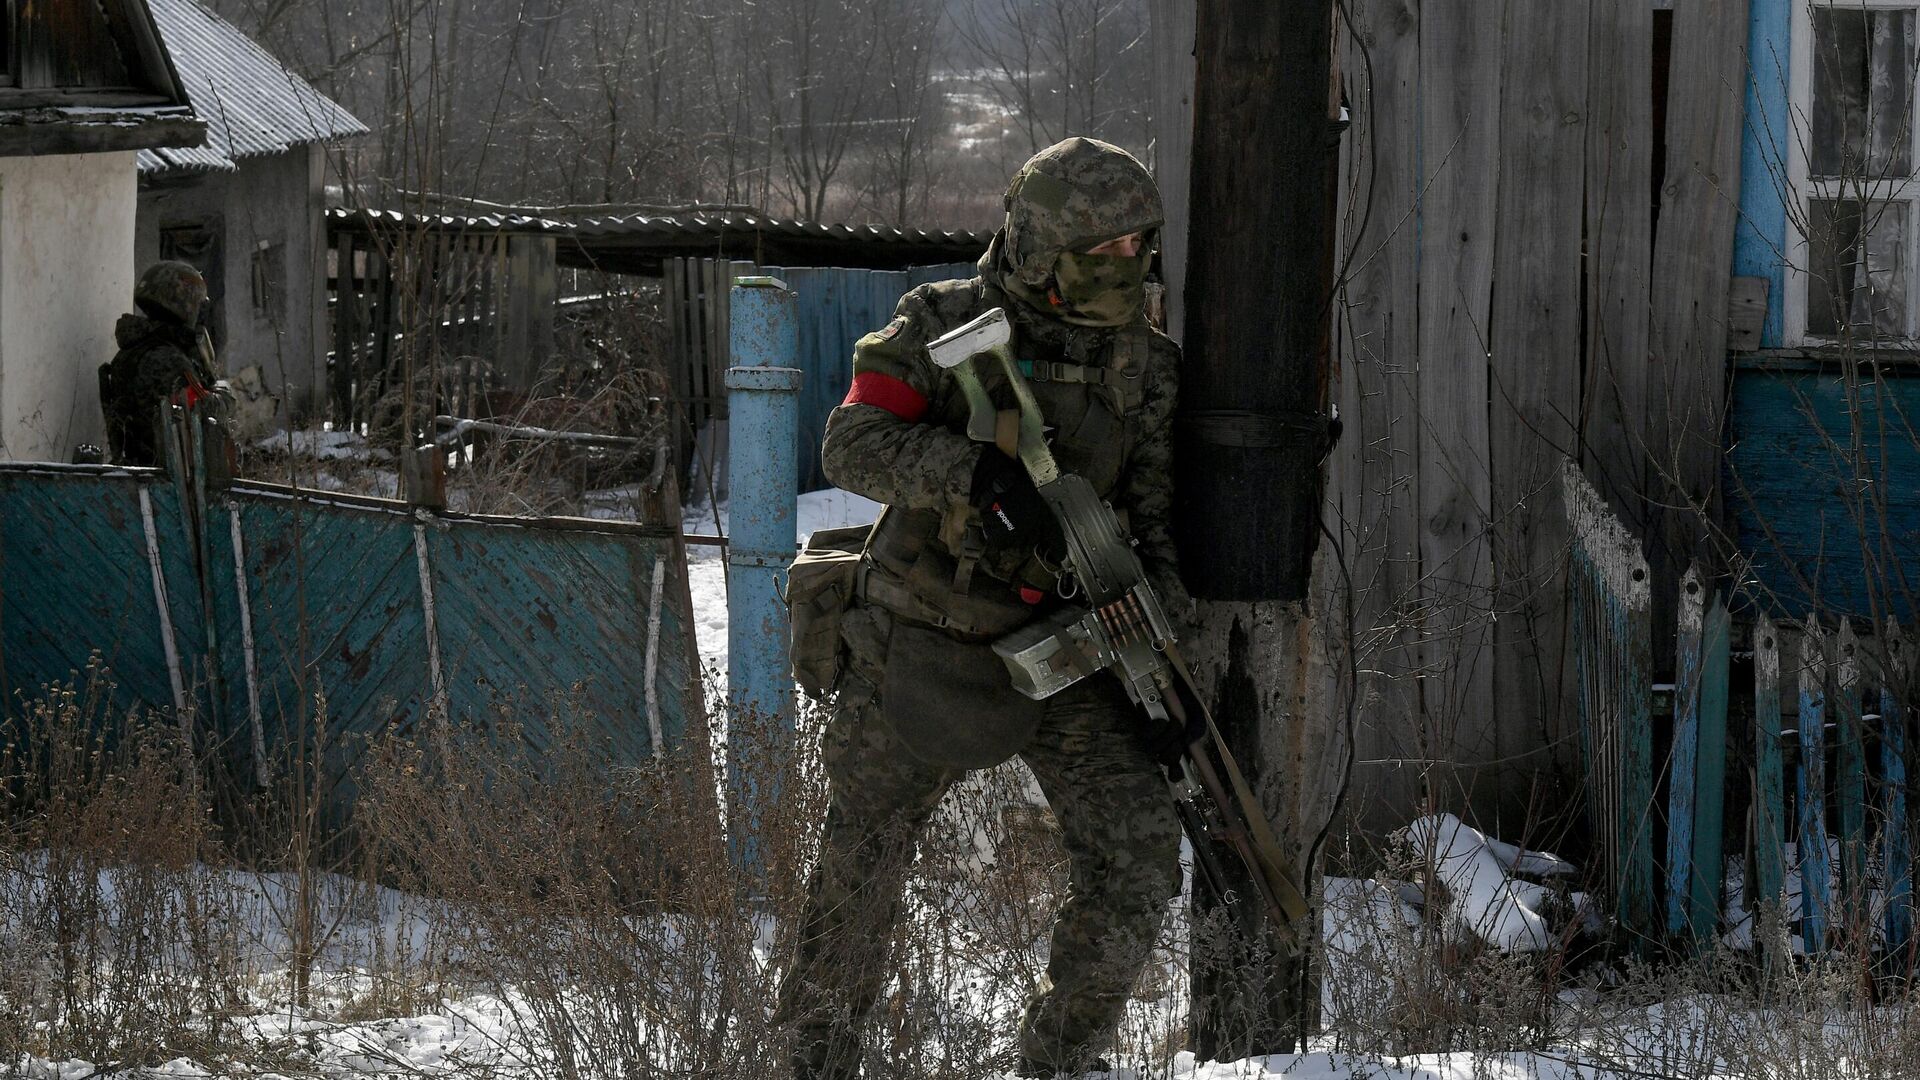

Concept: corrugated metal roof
[[327, 207, 991, 275], [137, 0, 365, 174]]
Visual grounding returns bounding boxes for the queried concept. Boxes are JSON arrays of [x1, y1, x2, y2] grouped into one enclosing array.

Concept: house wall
[[0, 151, 136, 462], [1146, 0, 1751, 845], [137, 144, 328, 425]]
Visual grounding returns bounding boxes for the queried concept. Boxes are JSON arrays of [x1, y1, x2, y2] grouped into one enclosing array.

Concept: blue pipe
[[1737, 0, 1791, 348], [725, 277, 801, 870]]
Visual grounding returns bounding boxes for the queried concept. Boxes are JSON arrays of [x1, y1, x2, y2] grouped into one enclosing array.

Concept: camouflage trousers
[[773, 616, 1183, 1078]]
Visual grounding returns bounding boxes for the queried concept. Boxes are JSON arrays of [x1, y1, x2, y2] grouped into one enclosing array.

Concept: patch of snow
[[680, 488, 883, 674], [1401, 813, 1559, 952], [255, 428, 392, 463]]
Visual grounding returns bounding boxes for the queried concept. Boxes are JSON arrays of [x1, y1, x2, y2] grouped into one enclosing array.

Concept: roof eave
[[0, 107, 207, 159]]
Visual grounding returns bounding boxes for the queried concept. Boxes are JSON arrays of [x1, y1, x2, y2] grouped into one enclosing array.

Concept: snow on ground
[[679, 488, 883, 675], [254, 429, 393, 463]]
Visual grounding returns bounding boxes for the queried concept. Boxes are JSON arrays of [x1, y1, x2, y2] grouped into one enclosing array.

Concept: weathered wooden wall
[[1286, 0, 1743, 841]]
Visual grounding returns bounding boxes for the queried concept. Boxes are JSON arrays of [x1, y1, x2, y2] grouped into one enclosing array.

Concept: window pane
[[1807, 198, 1909, 338], [1812, 9, 1916, 179]]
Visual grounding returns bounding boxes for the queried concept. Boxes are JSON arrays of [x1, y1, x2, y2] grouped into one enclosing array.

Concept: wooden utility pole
[[1174, 0, 1340, 1058]]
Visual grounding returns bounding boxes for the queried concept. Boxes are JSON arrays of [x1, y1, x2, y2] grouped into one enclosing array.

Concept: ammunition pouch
[[880, 621, 1045, 770], [785, 521, 876, 699]]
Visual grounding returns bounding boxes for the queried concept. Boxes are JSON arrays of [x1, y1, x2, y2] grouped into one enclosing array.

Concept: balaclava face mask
[[984, 137, 1164, 329]]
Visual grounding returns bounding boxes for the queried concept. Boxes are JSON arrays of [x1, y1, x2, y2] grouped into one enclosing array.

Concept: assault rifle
[[926, 308, 1310, 940]]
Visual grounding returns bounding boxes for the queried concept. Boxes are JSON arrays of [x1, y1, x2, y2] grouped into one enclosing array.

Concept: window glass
[[1808, 197, 1910, 337], [1812, 9, 1917, 179]]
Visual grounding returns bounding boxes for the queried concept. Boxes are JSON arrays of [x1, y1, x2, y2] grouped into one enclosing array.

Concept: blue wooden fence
[[763, 262, 974, 492], [1, 456, 702, 816], [1726, 361, 1920, 623], [1569, 462, 1918, 962]]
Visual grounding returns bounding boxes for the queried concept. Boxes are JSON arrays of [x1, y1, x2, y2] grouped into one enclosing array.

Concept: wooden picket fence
[[1566, 461, 1918, 963]]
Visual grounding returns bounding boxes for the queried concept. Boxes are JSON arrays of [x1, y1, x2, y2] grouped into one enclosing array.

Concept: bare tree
[[959, 0, 1155, 163]]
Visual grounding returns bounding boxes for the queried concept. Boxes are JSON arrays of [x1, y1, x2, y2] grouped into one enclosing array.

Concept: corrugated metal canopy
[[328, 207, 990, 275], [137, 0, 366, 175]]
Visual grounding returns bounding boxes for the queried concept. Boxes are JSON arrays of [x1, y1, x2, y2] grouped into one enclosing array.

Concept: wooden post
[[403, 443, 447, 510], [1180, 0, 1338, 1057], [1583, 0, 1653, 528], [504, 234, 558, 392]]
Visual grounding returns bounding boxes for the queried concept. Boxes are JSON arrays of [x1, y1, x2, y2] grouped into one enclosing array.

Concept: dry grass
[[9, 667, 1920, 1078]]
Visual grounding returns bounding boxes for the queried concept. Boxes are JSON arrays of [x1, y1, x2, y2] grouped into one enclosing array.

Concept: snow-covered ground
[[14, 476, 1903, 1078], [678, 487, 884, 675]]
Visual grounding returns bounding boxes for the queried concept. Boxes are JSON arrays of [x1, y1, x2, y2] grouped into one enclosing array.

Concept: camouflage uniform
[[101, 261, 217, 466], [777, 138, 1188, 1078]]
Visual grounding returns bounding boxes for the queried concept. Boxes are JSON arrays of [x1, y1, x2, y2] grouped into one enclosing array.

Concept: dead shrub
[[0, 669, 249, 1067]]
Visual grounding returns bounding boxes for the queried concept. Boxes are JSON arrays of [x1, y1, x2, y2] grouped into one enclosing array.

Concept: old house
[[0, 0, 204, 461], [136, 0, 365, 425], [1145, 0, 1920, 949]]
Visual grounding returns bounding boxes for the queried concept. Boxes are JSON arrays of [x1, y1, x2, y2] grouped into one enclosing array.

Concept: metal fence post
[[725, 276, 800, 870]]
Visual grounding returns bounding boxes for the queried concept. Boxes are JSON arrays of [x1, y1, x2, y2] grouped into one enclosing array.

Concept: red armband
[[843, 371, 929, 422]]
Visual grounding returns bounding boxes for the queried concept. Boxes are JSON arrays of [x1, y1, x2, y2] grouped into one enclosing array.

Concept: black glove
[[969, 448, 1064, 560]]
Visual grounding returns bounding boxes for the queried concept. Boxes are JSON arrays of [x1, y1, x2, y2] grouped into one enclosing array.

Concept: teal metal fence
[[1, 454, 702, 816]]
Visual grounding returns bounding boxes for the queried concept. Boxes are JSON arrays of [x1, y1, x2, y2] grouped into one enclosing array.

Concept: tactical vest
[[860, 279, 1160, 640]]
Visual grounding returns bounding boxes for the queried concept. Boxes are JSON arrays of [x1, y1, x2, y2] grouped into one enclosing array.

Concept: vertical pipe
[[1737, 0, 1791, 347], [725, 277, 801, 870]]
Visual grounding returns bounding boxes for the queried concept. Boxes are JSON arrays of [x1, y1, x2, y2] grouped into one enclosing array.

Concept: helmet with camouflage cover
[[995, 137, 1163, 325], [134, 260, 209, 328]]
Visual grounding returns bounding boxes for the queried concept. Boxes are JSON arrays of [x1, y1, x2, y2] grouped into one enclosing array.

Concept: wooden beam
[[0, 113, 205, 157]]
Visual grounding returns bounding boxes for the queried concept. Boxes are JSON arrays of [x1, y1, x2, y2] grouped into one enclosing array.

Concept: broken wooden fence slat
[[1885, 621, 1913, 960], [1687, 577, 1731, 944], [1667, 567, 1706, 938], [1836, 621, 1868, 942], [1800, 626, 1832, 953], [1564, 460, 1657, 951], [1753, 612, 1786, 961]]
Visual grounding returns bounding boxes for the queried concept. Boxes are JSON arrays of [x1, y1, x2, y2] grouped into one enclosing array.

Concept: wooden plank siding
[[1336, 0, 1423, 830], [1485, 0, 1588, 838], [1583, 0, 1654, 530], [1647, 0, 1750, 648], [1414, 0, 1499, 823], [1290, 0, 1755, 838]]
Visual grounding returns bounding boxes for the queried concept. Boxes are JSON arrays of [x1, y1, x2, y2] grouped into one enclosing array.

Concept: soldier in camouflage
[[101, 261, 218, 466], [776, 138, 1189, 1079]]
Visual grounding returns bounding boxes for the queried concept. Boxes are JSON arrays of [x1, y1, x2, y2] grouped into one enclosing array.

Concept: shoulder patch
[[877, 317, 905, 341]]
